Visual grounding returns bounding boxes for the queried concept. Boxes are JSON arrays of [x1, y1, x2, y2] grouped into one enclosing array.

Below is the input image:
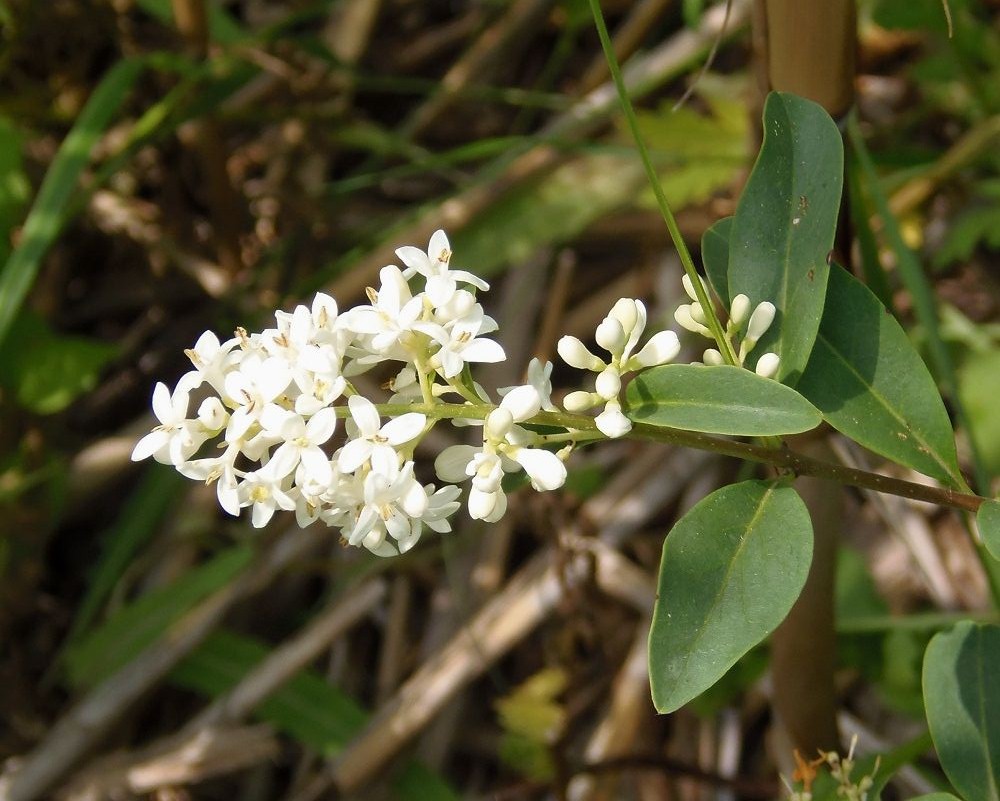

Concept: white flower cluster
[[673, 275, 780, 378], [132, 229, 776, 556]]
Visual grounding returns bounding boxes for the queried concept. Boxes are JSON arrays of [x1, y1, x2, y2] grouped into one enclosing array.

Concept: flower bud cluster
[[674, 275, 780, 378], [557, 299, 680, 438]]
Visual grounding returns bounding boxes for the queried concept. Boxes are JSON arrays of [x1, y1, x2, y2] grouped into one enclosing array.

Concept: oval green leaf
[[626, 364, 822, 436], [649, 480, 813, 713], [797, 266, 964, 488], [728, 92, 843, 384], [923, 622, 1000, 801], [979, 500, 1000, 562]]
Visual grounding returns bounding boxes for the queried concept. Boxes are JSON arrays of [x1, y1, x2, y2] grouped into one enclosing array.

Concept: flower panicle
[[133, 230, 779, 555]]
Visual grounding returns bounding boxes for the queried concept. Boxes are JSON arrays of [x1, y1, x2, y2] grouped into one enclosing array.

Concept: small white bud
[[746, 301, 776, 344], [595, 317, 627, 354], [468, 487, 500, 521], [674, 305, 712, 337], [499, 384, 541, 422], [729, 294, 751, 327], [703, 348, 724, 366], [755, 352, 781, 379], [197, 397, 228, 431], [608, 298, 639, 333], [564, 390, 597, 412], [557, 336, 604, 371], [681, 274, 705, 302], [485, 408, 514, 440], [595, 402, 632, 438], [630, 330, 680, 369], [594, 366, 621, 400], [689, 302, 707, 325]]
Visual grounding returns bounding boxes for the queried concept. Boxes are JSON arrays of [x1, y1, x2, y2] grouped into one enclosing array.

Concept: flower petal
[[381, 412, 426, 445], [513, 448, 567, 491]]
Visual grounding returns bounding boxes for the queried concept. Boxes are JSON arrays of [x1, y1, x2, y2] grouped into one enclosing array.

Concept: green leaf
[[923, 622, 1000, 801], [909, 795, 962, 801], [798, 266, 964, 488], [0, 311, 118, 414], [960, 349, 1000, 477], [0, 58, 145, 348], [701, 215, 732, 306], [64, 546, 253, 689], [979, 500, 1000, 562], [728, 92, 843, 383], [649, 480, 813, 713], [625, 364, 822, 436]]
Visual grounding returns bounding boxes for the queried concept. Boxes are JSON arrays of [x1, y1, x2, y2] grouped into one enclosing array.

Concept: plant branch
[[356, 401, 987, 513]]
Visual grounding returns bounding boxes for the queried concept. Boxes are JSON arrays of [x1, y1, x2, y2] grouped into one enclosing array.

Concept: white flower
[[237, 470, 297, 528], [426, 304, 505, 378], [223, 354, 291, 442], [178, 331, 241, 395], [131, 382, 205, 465], [261, 406, 337, 486], [396, 229, 489, 307], [343, 265, 423, 359], [338, 395, 425, 475]]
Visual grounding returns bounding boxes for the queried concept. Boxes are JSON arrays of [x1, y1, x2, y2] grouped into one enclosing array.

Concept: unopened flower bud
[[564, 390, 597, 412], [674, 305, 712, 337], [608, 298, 640, 334], [557, 336, 604, 371], [755, 352, 780, 379], [729, 294, 751, 327], [746, 301, 776, 344], [594, 366, 621, 400], [595, 317, 627, 354], [703, 348, 724, 366], [682, 274, 707, 302], [630, 330, 680, 369], [500, 384, 541, 422], [689, 302, 708, 325], [198, 397, 228, 431], [595, 401, 632, 438], [485, 407, 514, 440]]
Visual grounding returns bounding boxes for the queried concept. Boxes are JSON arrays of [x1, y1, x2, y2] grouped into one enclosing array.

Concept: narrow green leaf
[[649, 480, 813, 713], [626, 364, 821, 436], [908, 794, 961, 801], [798, 266, 964, 488], [979, 500, 1000, 562], [728, 92, 843, 383], [172, 629, 459, 801], [0, 59, 145, 348], [923, 622, 1000, 801], [64, 545, 253, 689], [701, 215, 732, 306]]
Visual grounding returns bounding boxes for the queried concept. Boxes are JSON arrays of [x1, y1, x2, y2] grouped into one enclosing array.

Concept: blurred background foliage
[[1, 0, 999, 798]]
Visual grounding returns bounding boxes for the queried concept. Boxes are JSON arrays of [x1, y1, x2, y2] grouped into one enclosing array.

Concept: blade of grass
[[847, 112, 988, 493], [586, 0, 737, 365], [0, 58, 145, 348], [63, 466, 187, 647]]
